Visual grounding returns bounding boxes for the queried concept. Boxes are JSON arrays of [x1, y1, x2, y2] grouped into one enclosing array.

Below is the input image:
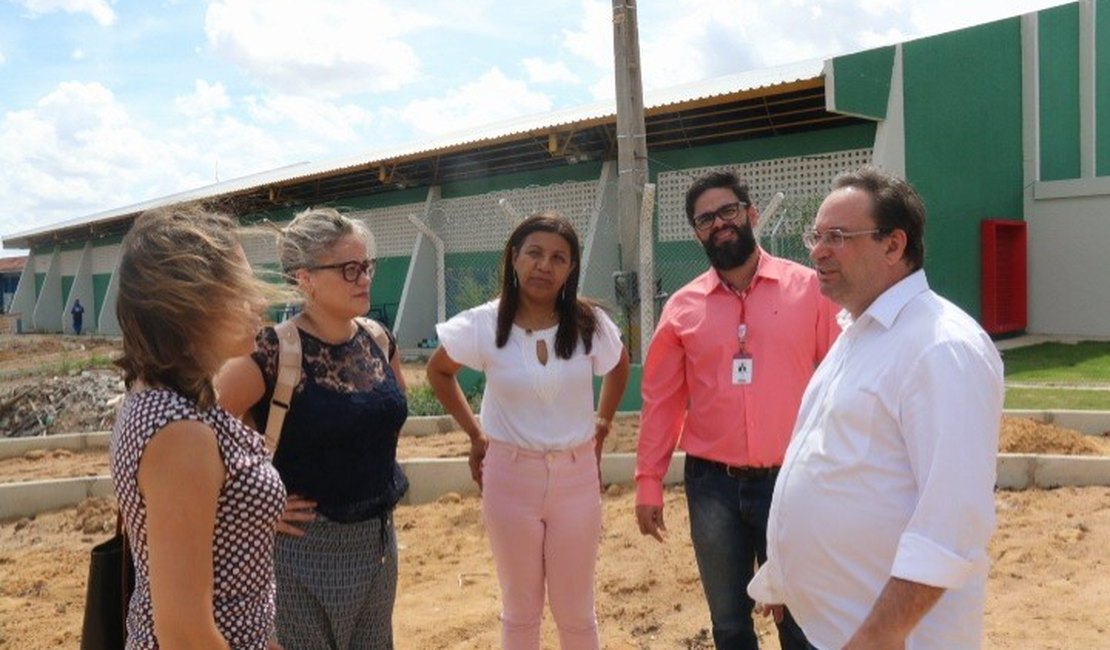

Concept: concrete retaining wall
[[3, 452, 1109, 521], [2, 410, 1108, 519]]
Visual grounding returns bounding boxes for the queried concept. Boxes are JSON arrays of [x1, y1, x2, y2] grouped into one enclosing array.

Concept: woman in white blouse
[[427, 210, 630, 650]]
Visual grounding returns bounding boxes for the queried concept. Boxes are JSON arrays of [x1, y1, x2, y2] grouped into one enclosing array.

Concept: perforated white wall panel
[[439, 181, 600, 253], [347, 203, 424, 258], [656, 149, 873, 242], [91, 244, 121, 274], [59, 249, 83, 274]]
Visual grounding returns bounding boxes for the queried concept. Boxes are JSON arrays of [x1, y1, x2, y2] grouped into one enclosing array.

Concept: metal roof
[[4, 57, 859, 250]]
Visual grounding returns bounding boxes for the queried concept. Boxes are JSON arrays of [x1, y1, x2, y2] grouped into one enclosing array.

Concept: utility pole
[[612, 0, 647, 360]]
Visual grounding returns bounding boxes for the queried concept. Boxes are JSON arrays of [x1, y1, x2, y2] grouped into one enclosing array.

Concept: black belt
[[694, 456, 780, 479]]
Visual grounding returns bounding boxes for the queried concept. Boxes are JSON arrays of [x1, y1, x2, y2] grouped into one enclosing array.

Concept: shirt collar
[[838, 268, 930, 330]]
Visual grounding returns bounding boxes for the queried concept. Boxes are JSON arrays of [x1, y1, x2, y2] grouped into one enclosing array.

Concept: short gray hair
[[279, 207, 375, 282]]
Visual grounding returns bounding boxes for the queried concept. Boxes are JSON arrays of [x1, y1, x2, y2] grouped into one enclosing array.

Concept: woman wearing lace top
[[217, 207, 408, 650], [427, 211, 631, 650]]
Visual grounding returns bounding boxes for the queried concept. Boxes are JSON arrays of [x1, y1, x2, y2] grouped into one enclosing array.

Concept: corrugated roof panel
[[3, 59, 825, 244]]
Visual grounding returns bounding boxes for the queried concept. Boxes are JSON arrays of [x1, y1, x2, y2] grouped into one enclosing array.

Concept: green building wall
[[1038, 3, 1082, 181], [901, 18, 1026, 318], [1097, 0, 1110, 176]]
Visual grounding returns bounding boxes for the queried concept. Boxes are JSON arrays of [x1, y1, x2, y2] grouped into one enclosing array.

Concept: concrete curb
[[0, 416, 464, 459], [8, 410, 1103, 460], [0, 432, 111, 458], [0, 476, 115, 520], [4, 452, 1110, 521], [996, 454, 1110, 489]]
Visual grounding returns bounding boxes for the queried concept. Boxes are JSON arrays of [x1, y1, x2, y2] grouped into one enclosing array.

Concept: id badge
[[732, 355, 754, 385]]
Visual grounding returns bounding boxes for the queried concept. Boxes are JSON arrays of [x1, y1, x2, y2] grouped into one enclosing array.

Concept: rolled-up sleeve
[[891, 339, 1003, 589]]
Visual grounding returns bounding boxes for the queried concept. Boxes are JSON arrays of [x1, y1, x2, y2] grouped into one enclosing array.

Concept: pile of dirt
[[999, 416, 1109, 455], [0, 370, 124, 438]]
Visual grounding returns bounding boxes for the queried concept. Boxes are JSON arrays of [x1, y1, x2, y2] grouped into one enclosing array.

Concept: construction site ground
[[0, 334, 1108, 648]]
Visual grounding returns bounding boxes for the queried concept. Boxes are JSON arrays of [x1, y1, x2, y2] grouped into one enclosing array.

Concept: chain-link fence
[[438, 180, 603, 317]]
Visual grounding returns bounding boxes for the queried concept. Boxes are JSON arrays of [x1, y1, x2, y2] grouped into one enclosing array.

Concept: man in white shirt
[[748, 166, 1004, 649]]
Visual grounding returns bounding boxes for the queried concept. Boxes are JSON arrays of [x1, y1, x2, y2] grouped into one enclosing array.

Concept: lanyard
[[724, 273, 760, 357]]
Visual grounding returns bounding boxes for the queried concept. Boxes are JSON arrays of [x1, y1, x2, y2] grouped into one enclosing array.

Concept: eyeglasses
[[692, 202, 749, 232], [802, 228, 892, 250], [308, 259, 377, 282]]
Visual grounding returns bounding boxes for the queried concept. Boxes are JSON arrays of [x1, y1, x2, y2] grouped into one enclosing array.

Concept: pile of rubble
[[0, 370, 124, 438]]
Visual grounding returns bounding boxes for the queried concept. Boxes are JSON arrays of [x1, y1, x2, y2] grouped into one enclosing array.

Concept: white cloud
[[173, 80, 231, 119], [561, 0, 612, 70], [71, 48, 85, 60], [0, 51, 6, 65], [0, 83, 188, 234], [10, 0, 116, 26], [244, 94, 374, 143], [523, 58, 579, 85], [204, 0, 436, 96], [398, 68, 552, 138]]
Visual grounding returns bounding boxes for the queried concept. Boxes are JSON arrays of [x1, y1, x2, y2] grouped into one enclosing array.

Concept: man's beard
[[702, 222, 757, 270]]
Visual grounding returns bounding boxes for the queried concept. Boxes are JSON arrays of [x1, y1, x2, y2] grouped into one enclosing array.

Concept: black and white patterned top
[[110, 389, 286, 649]]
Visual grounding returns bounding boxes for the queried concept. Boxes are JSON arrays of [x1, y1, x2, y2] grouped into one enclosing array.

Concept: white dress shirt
[[436, 300, 624, 451], [749, 270, 1004, 650]]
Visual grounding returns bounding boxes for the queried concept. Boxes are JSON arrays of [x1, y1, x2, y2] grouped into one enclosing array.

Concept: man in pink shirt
[[635, 171, 838, 650]]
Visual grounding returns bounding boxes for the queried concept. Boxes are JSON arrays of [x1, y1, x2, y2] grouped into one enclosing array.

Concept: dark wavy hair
[[685, 170, 751, 226], [496, 211, 598, 359], [115, 205, 269, 410], [832, 166, 926, 271]]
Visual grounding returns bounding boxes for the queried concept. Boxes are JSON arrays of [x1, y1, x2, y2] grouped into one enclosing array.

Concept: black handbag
[[80, 515, 134, 650]]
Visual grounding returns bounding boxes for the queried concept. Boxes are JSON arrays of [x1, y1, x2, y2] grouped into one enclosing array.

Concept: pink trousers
[[481, 438, 602, 650]]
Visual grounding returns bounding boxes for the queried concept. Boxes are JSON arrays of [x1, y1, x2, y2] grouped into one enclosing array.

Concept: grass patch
[[1002, 341, 1110, 384], [406, 384, 482, 417], [1004, 387, 1110, 410]]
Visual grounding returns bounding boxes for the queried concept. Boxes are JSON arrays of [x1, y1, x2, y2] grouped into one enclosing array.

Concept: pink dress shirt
[[635, 250, 839, 506]]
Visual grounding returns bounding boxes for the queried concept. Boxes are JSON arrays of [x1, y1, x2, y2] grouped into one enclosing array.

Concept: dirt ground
[[1, 335, 1110, 648]]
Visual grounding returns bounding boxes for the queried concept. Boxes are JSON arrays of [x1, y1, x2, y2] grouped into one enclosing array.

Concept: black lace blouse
[[249, 324, 408, 520]]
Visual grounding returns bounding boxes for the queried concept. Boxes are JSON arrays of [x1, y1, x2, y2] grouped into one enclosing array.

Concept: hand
[[468, 437, 488, 491], [266, 639, 284, 650], [593, 430, 607, 491], [275, 494, 316, 537], [635, 504, 667, 542], [755, 603, 784, 624]]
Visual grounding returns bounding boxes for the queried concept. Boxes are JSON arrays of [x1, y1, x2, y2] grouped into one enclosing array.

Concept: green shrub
[[407, 384, 482, 417]]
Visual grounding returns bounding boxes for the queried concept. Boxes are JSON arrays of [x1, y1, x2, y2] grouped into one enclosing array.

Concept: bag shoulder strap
[[355, 317, 392, 362], [264, 319, 302, 454]]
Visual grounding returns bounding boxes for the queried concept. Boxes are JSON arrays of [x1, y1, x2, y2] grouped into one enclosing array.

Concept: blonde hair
[[115, 205, 270, 410], [278, 207, 375, 284]]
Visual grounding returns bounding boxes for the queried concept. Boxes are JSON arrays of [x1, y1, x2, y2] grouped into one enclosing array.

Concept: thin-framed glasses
[[802, 228, 892, 251], [308, 258, 377, 282], [692, 202, 749, 232]]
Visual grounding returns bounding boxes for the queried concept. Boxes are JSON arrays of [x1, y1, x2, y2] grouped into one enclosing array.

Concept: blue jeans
[[684, 455, 811, 650]]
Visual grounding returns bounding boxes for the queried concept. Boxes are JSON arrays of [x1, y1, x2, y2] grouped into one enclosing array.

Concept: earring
[[560, 285, 566, 302], [513, 272, 519, 289]]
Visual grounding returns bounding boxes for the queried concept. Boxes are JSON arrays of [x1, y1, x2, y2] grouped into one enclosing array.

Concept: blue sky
[[0, 0, 1069, 255]]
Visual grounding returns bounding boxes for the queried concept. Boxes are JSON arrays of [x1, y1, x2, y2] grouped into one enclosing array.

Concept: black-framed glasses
[[802, 228, 892, 251], [692, 202, 749, 232], [308, 259, 377, 282]]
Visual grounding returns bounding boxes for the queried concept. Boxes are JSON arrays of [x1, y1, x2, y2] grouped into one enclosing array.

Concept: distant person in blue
[[71, 299, 85, 335]]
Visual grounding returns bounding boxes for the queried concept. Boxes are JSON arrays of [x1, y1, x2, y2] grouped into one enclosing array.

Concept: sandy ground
[[2, 337, 1110, 648], [1, 419, 1109, 648], [1, 485, 1109, 649]]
